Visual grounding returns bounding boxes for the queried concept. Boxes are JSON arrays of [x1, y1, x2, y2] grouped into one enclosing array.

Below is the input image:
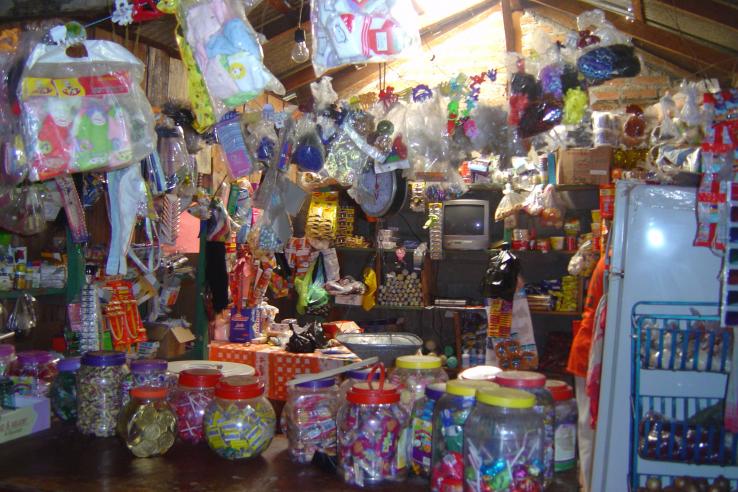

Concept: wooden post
[[501, 0, 523, 53]]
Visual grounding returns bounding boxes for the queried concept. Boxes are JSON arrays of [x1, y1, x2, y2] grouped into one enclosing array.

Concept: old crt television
[[442, 199, 490, 250]]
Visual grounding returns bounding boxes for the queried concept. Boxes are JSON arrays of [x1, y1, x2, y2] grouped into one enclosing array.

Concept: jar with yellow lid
[[430, 380, 497, 492], [389, 355, 448, 412], [463, 387, 544, 492]]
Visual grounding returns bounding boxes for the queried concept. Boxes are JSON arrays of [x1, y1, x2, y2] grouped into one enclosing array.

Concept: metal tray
[[336, 332, 422, 367]]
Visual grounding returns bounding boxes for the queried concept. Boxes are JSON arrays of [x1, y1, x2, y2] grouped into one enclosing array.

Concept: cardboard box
[[0, 396, 50, 444], [146, 323, 196, 359], [556, 146, 612, 185]]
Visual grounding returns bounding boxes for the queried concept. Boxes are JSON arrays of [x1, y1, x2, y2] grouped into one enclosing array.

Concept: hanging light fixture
[[290, 0, 310, 64]]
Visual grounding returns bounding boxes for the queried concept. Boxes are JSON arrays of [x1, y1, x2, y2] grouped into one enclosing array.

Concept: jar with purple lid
[[284, 377, 339, 463], [77, 350, 126, 437], [50, 357, 81, 422], [120, 359, 169, 407], [0, 344, 15, 376], [9, 350, 59, 396]]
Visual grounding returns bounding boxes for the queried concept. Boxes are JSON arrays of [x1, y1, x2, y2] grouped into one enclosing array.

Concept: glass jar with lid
[[118, 386, 177, 458], [203, 376, 276, 460], [337, 363, 409, 487], [77, 350, 127, 437], [430, 380, 497, 491], [545, 379, 577, 472], [389, 355, 448, 412], [168, 368, 222, 444], [9, 350, 59, 396], [464, 387, 544, 492], [409, 382, 446, 477], [120, 359, 170, 407], [494, 370, 555, 483], [0, 344, 15, 376], [284, 377, 339, 463], [49, 357, 81, 422]]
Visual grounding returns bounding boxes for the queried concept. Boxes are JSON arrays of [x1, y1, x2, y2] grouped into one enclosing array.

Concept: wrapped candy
[[577, 44, 640, 86]]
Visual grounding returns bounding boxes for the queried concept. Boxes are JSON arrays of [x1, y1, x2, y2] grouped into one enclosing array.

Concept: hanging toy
[[112, 0, 134, 26], [131, 0, 166, 22]]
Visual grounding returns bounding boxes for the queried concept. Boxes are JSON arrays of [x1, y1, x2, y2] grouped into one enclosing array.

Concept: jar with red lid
[[9, 350, 58, 396], [169, 368, 222, 444], [117, 386, 177, 458], [203, 375, 276, 460], [337, 363, 409, 487], [120, 359, 170, 407], [494, 370, 555, 484], [545, 379, 577, 472]]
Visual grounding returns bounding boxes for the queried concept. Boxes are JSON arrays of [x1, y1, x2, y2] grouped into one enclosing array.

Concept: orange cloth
[[567, 256, 607, 377]]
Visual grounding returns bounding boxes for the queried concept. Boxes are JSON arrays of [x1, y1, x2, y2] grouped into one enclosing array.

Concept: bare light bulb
[[291, 28, 310, 64]]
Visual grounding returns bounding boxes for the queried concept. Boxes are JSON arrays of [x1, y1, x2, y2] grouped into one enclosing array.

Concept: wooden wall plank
[[146, 47, 170, 108], [167, 57, 188, 102]]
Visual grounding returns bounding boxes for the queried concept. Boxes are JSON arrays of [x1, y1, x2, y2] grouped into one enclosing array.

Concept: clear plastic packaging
[[284, 377, 339, 463], [77, 350, 127, 437], [19, 39, 155, 181], [49, 357, 80, 422], [169, 368, 222, 443], [9, 349, 58, 396], [463, 387, 544, 491], [409, 382, 446, 477], [310, 0, 421, 77], [292, 116, 325, 173], [117, 386, 177, 458], [120, 358, 170, 408], [214, 112, 253, 178], [545, 380, 577, 472], [539, 184, 564, 228], [494, 183, 525, 222], [389, 355, 448, 412], [203, 375, 276, 460]]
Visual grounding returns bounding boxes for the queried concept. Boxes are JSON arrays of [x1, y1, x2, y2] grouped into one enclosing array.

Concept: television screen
[[444, 205, 486, 235]]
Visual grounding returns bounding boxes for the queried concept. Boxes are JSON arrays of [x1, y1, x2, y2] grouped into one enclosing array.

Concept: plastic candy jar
[[495, 370, 555, 483], [545, 380, 577, 472], [464, 387, 544, 492], [458, 365, 502, 381], [9, 350, 59, 396], [203, 376, 276, 460], [49, 357, 81, 422], [120, 359, 170, 407], [409, 382, 446, 477], [338, 368, 378, 401], [168, 368, 222, 444], [0, 344, 15, 376], [337, 364, 409, 487], [117, 386, 177, 458], [76, 350, 127, 437], [284, 377, 339, 463], [430, 380, 498, 492], [389, 355, 448, 412], [0, 376, 14, 408]]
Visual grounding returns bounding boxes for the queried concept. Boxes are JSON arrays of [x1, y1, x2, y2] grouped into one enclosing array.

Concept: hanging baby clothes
[[106, 164, 147, 276]]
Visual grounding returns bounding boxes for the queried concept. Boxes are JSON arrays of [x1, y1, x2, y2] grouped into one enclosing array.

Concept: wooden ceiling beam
[[651, 0, 738, 32], [631, 0, 645, 22]]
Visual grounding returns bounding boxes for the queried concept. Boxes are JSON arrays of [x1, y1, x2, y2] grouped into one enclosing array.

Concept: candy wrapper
[[310, 0, 421, 77], [19, 39, 155, 181]]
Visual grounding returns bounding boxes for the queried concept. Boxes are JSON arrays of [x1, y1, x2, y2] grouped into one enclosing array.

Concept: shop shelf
[[0, 288, 66, 300], [530, 310, 582, 316]]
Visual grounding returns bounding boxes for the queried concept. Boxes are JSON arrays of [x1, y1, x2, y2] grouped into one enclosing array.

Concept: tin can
[[565, 237, 577, 251]]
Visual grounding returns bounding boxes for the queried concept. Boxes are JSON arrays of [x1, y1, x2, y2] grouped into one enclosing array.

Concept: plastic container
[[0, 344, 15, 376], [284, 377, 339, 463], [49, 357, 81, 422], [545, 379, 577, 472], [10, 350, 59, 397], [430, 380, 498, 491], [169, 368, 222, 444], [0, 375, 14, 408], [120, 359, 170, 407], [76, 350, 127, 437], [463, 387, 544, 492], [458, 365, 502, 381], [117, 386, 177, 458], [338, 368, 379, 401], [495, 370, 555, 483], [389, 355, 448, 412], [203, 376, 276, 460], [337, 364, 409, 487], [409, 382, 446, 477]]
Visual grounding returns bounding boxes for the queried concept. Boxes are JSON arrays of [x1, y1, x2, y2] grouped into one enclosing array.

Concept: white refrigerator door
[[591, 183, 723, 491]]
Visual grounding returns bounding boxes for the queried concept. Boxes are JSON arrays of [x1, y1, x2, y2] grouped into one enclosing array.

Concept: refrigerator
[[591, 182, 737, 490]]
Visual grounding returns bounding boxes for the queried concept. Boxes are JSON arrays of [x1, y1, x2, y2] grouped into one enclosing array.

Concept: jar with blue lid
[[49, 357, 81, 422], [77, 350, 127, 437], [120, 359, 169, 407], [408, 382, 446, 476], [284, 376, 339, 463]]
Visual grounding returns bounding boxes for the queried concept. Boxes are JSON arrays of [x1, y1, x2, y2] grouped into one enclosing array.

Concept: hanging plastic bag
[[539, 184, 564, 228], [291, 117, 325, 173], [0, 184, 47, 235], [523, 184, 544, 216], [577, 44, 640, 86], [178, 0, 285, 119], [0, 135, 28, 186], [6, 293, 37, 337], [19, 38, 155, 181], [306, 254, 330, 313], [568, 239, 597, 277], [481, 248, 520, 301], [309, 0, 421, 77], [214, 112, 253, 178], [494, 183, 524, 222]]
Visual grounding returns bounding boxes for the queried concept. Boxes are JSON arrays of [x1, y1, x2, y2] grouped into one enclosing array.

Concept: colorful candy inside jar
[[338, 368, 378, 401], [409, 382, 446, 477], [463, 387, 544, 492], [49, 357, 81, 422], [337, 363, 409, 487], [284, 377, 339, 464], [117, 386, 177, 458], [389, 355, 448, 413], [168, 368, 222, 444], [120, 358, 170, 407], [76, 350, 127, 437], [431, 380, 498, 492], [9, 350, 59, 397], [203, 376, 276, 460]]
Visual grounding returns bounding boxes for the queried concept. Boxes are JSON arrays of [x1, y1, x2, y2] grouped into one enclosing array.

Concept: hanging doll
[[74, 100, 112, 171], [32, 98, 77, 180]]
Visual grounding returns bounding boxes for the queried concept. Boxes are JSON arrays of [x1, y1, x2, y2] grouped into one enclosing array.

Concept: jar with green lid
[[494, 370, 554, 483], [463, 387, 544, 492], [49, 357, 80, 422], [408, 382, 446, 477], [430, 380, 497, 491], [117, 386, 177, 458], [203, 376, 276, 460], [76, 350, 127, 437], [389, 355, 448, 412]]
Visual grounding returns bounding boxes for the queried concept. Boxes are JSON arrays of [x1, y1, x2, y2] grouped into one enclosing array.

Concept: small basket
[[336, 332, 422, 367]]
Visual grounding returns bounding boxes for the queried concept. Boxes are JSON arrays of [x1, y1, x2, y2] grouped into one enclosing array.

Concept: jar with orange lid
[[117, 386, 177, 458]]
